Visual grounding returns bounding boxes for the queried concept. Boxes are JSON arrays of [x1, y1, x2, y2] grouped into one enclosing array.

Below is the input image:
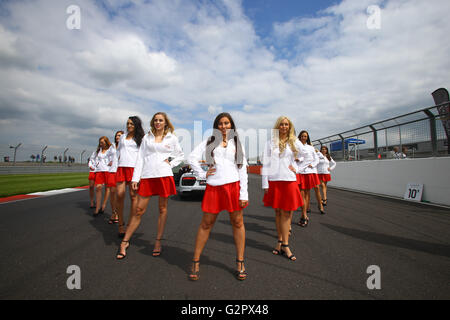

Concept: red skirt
[[94, 171, 108, 185], [107, 172, 117, 188], [137, 176, 176, 198], [116, 167, 134, 183], [88, 172, 96, 181], [299, 173, 320, 190], [202, 181, 248, 214], [263, 180, 303, 211], [318, 174, 331, 182]]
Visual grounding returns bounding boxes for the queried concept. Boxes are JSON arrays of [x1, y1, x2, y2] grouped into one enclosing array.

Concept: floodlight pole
[[41, 146, 48, 166], [63, 148, 69, 166], [81, 150, 86, 165], [9, 143, 22, 166]]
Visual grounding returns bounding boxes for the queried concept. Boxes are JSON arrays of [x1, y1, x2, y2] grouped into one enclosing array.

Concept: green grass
[[0, 173, 89, 197]]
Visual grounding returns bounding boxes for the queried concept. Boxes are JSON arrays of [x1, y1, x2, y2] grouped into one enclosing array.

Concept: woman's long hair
[[114, 130, 124, 148], [273, 116, 298, 158], [298, 130, 312, 146], [96, 136, 112, 154], [150, 112, 175, 137], [321, 145, 332, 161], [206, 112, 244, 169], [128, 116, 145, 147]]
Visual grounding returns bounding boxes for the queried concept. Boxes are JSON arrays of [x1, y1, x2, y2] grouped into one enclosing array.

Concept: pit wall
[[328, 157, 450, 207], [248, 157, 450, 207]]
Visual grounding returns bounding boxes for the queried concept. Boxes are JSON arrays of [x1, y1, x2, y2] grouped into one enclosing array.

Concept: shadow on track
[[322, 223, 450, 258]]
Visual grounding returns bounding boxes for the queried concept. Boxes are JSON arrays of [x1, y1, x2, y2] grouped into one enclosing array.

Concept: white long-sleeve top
[[117, 134, 139, 168], [131, 132, 184, 182], [188, 138, 249, 201], [88, 151, 96, 172], [297, 143, 320, 174], [317, 152, 336, 174], [108, 145, 119, 173], [93, 149, 111, 172], [261, 139, 304, 189]]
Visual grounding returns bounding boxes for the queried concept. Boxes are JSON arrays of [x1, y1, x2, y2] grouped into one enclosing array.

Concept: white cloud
[[208, 105, 223, 115], [0, 0, 449, 155], [75, 34, 181, 89]]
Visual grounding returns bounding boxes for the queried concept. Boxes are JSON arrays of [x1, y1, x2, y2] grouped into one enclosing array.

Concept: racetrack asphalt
[[1, 174, 449, 300]]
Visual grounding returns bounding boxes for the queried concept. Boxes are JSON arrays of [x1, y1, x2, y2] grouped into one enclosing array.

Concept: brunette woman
[[115, 116, 145, 237], [116, 113, 184, 259], [262, 116, 304, 261], [107, 130, 124, 224], [317, 145, 336, 206], [297, 130, 322, 226], [187, 112, 248, 281]]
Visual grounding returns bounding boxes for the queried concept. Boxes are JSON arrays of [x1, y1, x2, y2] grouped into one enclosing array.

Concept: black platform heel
[[189, 260, 200, 281], [236, 259, 247, 281]]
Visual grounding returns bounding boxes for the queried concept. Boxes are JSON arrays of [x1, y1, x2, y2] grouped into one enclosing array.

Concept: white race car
[[176, 163, 209, 198]]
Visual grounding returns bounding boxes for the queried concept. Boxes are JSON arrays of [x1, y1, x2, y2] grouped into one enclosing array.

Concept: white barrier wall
[[328, 157, 450, 207]]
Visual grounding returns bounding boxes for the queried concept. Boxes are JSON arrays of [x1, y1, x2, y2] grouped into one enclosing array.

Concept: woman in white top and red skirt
[[88, 151, 97, 209], [187, 112, 249, 281], [317, 145, 336, 207], [262, 116, 304, 261], [297, 130, 323, 227], [115, 116, 145, 238], [106, 130, 124, 224], [116, 112, 184, 260], [92, 136, 113, 216]]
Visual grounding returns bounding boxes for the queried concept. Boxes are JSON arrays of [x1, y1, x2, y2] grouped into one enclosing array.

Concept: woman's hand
[[328, 167, 331, 172], [239, 200, 248, 208], [308, 164, 313, 168], [131, 182, 139, 191], [164, 159, 170, 164], [206, 167, 216, 178], [288, 165, 296, 173], [263, 188, 268, 194], [108, 161, 113, 167]]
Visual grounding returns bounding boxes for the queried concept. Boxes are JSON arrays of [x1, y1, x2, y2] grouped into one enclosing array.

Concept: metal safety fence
[[311, 102, 450, 161], [0, 143, 94, 168]]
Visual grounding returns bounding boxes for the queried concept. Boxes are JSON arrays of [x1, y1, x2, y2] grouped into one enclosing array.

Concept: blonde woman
[[262, 116, 304, 261], [116, 112, 184, 260]]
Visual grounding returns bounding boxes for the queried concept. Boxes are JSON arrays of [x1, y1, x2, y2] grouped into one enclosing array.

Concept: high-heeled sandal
[[322, 199, 327, 206], [109, 211, 119, 224], [318, 205, 326, 215], [272, 240, 283, 255], [116, 240, 130, 260], [299, 216, 310, 227], [280, 244, 296, 261], [94, 208, 105, 217], [118, 224, 126, 238], [189, 260, 200, 281], [236, 259, 247, 281], [152, 238, 164, 257]]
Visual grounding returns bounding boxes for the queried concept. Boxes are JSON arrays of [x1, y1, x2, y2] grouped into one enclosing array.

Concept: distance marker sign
[[404, 183, 424, 202]]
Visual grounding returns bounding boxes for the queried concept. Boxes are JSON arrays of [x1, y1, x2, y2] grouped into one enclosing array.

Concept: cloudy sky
[[1, 0, 449, 160]]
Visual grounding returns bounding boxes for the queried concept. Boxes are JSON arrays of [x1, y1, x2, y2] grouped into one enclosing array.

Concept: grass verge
[[0, 173, 89, 197]]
